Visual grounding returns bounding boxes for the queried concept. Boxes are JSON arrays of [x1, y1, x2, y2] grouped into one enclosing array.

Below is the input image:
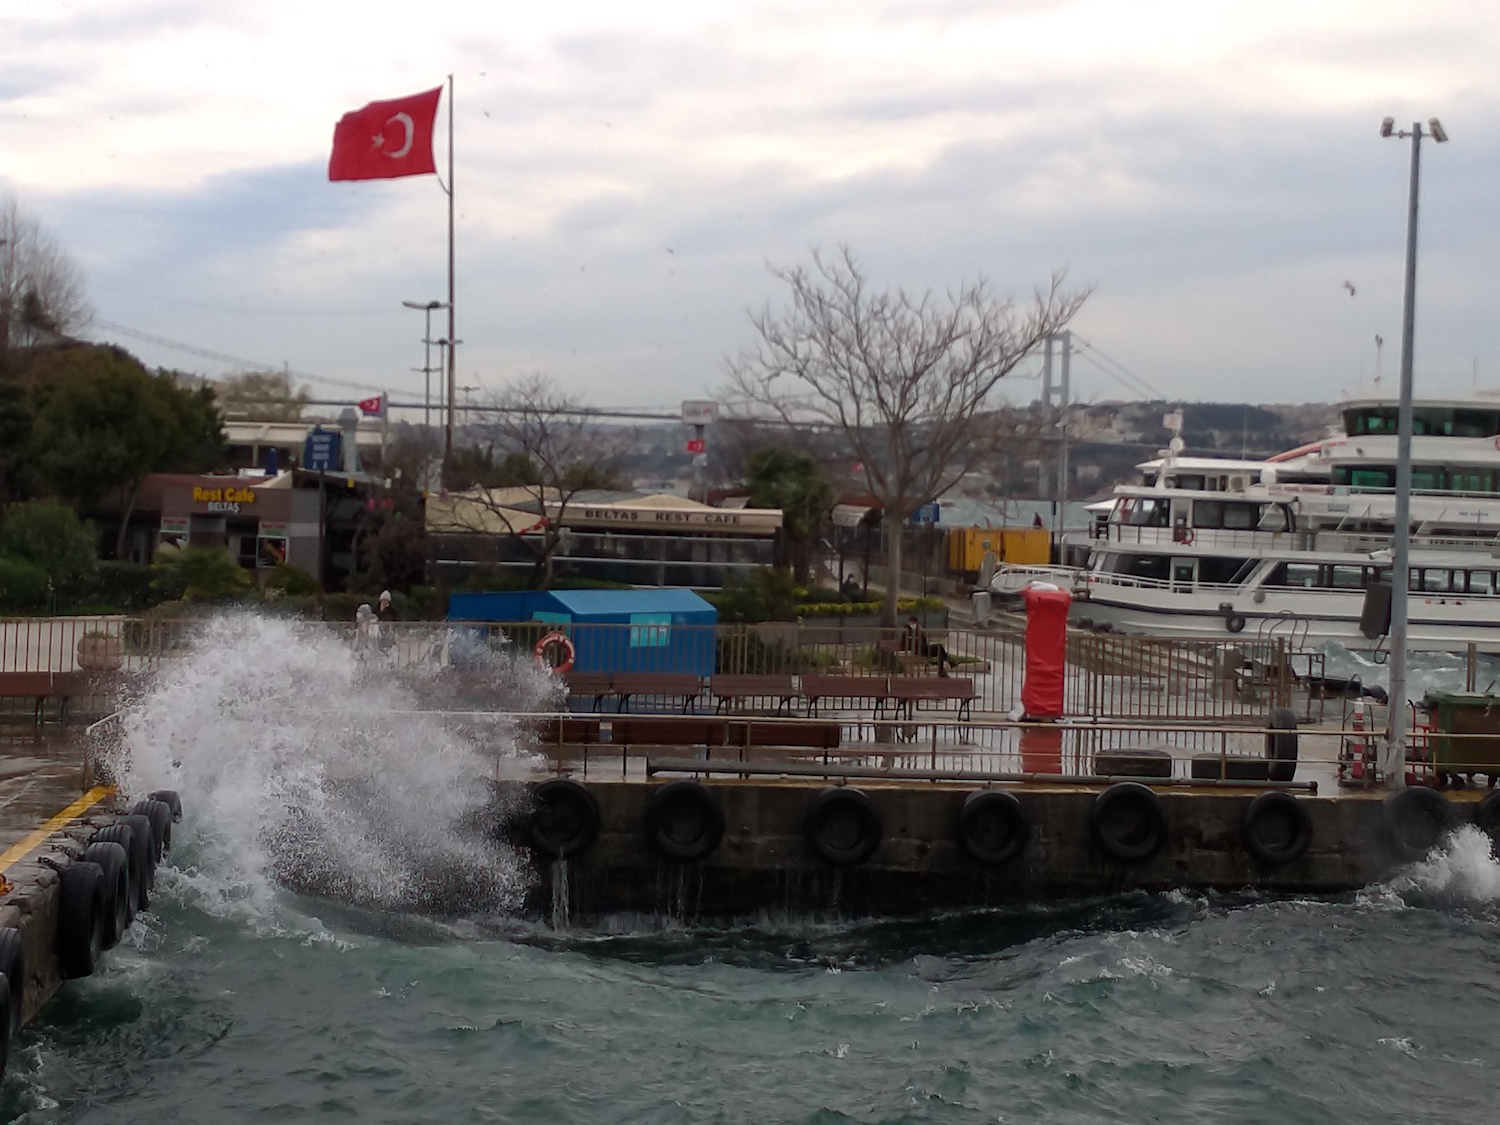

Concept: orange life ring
[[533, 631, 575, 674]]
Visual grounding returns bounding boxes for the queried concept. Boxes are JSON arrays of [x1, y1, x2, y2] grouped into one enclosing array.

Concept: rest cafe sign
[[193, 485, 257, 514]]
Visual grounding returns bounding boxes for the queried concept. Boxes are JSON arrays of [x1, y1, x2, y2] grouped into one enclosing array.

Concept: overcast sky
[[3, 0, 1498, 411]]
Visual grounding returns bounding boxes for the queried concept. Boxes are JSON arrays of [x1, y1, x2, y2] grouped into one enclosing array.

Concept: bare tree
[[436, 374, 625, 589], [0, 193, 90, 352], [216, 369, 312, 421], [727, 246, 1088, 624]]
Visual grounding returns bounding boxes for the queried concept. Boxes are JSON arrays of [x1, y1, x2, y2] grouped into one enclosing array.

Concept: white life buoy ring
[[533, 631, 575, 674]]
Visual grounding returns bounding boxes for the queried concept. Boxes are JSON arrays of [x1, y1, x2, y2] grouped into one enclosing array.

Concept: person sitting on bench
[[904, 615, 948, 677]]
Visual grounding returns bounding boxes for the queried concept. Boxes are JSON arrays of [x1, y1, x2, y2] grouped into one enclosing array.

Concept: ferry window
[[1175, 474, 1205, 490], [1326, 566, 1365, 589], [1192, 500, 1222, 528], [1267, 563, 1318, 588], [1467, 571, 1495, 595], [1142, 474, 1158, 487], [1347, 407, 1398, 435], [1222, 502, 1258, 530], [1410, 468, 1442, 491], [1123, 554, 1170, 580], [1126, 498, 1169, 527], [1350, 468, 1394, 490], [1450, 469, 1495, 493], [1199, 557, 1251, 584], [1453, 409, 1500, 436]]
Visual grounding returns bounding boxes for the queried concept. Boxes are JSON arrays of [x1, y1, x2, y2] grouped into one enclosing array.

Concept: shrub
[[81, 560, 157, 611], [708, 568, 800, 623], [150, 545, 253, 602], [0, 556, 51, 610], [266, 563, 318, 596], [0, 501, 97, 593]]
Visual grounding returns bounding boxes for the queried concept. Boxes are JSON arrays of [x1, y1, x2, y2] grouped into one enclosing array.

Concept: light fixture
[[1429, 118, 1448, 143], [1380, 116, 1394, 137]]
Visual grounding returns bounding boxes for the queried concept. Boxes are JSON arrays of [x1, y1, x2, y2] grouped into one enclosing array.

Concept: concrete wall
[[530, 780, 1412, 920]]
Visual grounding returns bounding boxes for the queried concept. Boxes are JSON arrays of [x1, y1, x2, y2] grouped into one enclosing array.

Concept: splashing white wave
[[99, 613, 555, 919], [1384, 825, 1500, 901]]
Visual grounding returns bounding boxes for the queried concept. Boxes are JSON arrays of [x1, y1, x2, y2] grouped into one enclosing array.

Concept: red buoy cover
[[1021, 584, 1071, 718]]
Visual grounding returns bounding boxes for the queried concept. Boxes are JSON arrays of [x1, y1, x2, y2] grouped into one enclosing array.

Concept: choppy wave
[[97, 613, 550, 919]]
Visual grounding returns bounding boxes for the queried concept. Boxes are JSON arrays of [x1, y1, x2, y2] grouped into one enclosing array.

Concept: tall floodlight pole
[[402, 299, 446, 432], [1380, 114, 1448, 788]]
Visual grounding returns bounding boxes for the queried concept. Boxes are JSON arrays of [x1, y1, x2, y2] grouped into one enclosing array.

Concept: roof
[[549, 588, 715, 617]]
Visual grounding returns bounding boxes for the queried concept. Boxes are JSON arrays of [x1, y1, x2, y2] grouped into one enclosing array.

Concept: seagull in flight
[[1342, 281, 1357, 297]]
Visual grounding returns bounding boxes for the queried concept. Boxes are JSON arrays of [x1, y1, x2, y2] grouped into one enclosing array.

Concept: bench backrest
[[887, 676, 976, 701], [710, 674, 798, 698], [611, 673, 703, 697], [562, 671, 612, 696], [800, 674, 889, 699], [611, 716, 728, 746], [731, 719, 842, 749], [529, 717, 603, 745]]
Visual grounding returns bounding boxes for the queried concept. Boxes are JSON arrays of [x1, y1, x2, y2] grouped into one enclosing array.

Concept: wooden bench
[[612, 716, 731, 748], [561, 671, 613, 710], [730, 718, 841, 750], [710, 674, 800, 715], [886, 676, 976, 722], [875, 639, 934, 673], [610, 673, 704, 713], [0, 670, 97, 721], [801, 674, 892, 717]]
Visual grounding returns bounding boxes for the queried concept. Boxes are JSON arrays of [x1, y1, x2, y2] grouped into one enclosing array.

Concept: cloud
[[3, 0, 1498, 408]]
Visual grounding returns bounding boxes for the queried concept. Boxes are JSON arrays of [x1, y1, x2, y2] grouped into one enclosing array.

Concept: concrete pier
[[526, 777, 1472, 919]]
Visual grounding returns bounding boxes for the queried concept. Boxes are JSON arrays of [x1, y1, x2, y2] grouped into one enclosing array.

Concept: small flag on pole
[[359, 394, 385, 417], [329, 88, 442, 181]]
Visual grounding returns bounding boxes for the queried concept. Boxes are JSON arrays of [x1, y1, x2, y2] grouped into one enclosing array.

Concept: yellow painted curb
[[0, 786, 116, 875]]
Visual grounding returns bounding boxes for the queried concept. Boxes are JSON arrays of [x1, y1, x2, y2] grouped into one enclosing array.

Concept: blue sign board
[[303, 428, 342, 472], [910, 502, 941, 525]]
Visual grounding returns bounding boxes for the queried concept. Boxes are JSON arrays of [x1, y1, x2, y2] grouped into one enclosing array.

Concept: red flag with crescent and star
[[328, 87, 442, 181]]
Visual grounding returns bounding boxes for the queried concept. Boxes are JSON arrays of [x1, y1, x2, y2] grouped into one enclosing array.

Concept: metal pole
[[423, 305, 432, 431], [1383, 122, 1423, 789], [316, 468, 326, 614], [1056, 330, 1071, 537], [445, 73, 457, 463]]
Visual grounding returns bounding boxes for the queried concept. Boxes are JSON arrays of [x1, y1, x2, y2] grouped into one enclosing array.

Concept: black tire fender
[[0, 972, 9, 1084], [804, 787, 883, 867], [1475, 789, 1500, 849], [527, 779, 601, 860], [80, 842, 131, 949], [90, 823, 143, 925], [1090, 782, 1168, 865], [130, 800, 172, 859], [56, 861, 106, 980], [1266, 707, 1299, 783], [1225, 613, 1247, 634], [1240, 791, 1312, 867], [148, 790, 183, 823], [121, 814, 157, 908], [956, 790, 1029, 866], [644, 781, 725, 864], [1383, 786, 1459, 862], [0, 926, 23, 1042]]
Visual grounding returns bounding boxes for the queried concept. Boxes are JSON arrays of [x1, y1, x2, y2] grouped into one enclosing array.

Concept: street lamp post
[[401, 299, 447, 434], [1380, 115, 1448, 788]]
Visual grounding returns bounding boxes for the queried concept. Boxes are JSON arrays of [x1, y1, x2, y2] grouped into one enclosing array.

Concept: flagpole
[[444, 72, 456, 464]]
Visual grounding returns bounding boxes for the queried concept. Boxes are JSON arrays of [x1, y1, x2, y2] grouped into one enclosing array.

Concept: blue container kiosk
[[447, 588, 717, 676]]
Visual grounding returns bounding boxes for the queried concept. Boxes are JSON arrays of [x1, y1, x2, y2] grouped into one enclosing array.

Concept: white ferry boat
[[992, 396, 1500, 653]]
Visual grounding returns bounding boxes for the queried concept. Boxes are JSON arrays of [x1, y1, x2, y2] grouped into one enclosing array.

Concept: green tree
[[745, 447, 835, 583], [0, 500, 96, 592], [0, 380, 33, 504], [217, 369, 311, 422], [27, 346, 225, 556]]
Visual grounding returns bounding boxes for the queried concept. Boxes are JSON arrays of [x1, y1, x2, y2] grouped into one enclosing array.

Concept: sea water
[[4, 616, 1500, 1123]]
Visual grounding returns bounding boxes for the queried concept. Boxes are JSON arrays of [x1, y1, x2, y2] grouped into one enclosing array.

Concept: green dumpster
[[1423, 691, 1500, 780]]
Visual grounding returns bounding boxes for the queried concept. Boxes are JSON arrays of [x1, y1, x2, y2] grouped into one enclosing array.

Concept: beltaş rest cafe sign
[[192, 485, 257, 514]]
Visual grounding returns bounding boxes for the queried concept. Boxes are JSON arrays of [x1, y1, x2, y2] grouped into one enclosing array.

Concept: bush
[[150, 545, 253, 602], [80, 560, 157, 611], [708, 568, 800, 623], [0, 556, 52, 610], [266, 563, 318, 596], [0, 501, 97, 593]]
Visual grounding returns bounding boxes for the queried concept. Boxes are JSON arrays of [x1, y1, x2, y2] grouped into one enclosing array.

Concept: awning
[[832, 503, 879, 528]]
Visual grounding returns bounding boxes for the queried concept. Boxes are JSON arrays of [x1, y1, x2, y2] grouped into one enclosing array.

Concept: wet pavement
[[0, 727, 90, 854]]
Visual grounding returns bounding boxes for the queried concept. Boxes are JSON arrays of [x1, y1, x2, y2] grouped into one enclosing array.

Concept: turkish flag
[[328, 87, 442, 181], [359, 394, 384, 416]]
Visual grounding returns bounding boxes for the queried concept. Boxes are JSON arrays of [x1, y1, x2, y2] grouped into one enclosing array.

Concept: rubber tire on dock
[[56, 861, 106, 980], [0, 926, 23, 1041], [527, 779, 601, 860], [80, 842, 131, 950], [121, 813, 157, 910], [148, 790, 183, 823], [644, 781, 725, 864], [90, 823, 143, 925], [804, 787, 883, 868], [131, 799, 173, 859], [1089, 783, 1168, 865], [1383, 787, 1459, 862], [956, 790, 1029, 866], [1265, 708, 1299, 783], [0, 973, 9, 1084], [1240, 792, 1312, 867], [1475, 790, 1500, 850]]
